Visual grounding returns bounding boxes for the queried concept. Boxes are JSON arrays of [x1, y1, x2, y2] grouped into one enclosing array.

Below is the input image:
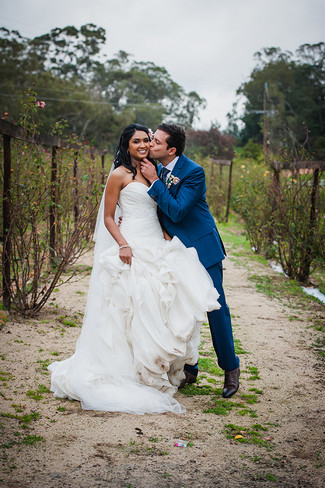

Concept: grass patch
[[287, 315, 304, 322], [234, 338, 249, 355], [248, 273, 317, 308], [249, 387, 263, 394], [237, 408, 258, 417], [0, 370, 14, 385], [249, 275, 275, 297], [0, 411, 40, 429], [206, 377, 217, 384], [247, 366, 260, 380], [21, 434, 44, 446], [58, 314, 81, 328], [254, 473, 278, 482], [204, 407, 230, 416], [35, 358, 50, 374], [198, 357, 224, 376], [26, 384, 50, 401], [11, 404, 25, 413], [312, 318, 324, 332], [312, 337, 325, 360], [204, 394, 258, 416], [224, 423, 272, 449], [179, 383, 219, 397], [240, 394, 258, 404]]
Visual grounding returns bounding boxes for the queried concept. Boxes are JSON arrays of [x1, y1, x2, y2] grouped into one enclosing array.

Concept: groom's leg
[[206, 262, 239, 371], [181, 261, 238, 387]]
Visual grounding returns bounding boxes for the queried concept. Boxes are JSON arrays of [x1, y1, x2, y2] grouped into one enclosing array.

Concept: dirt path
[[1, 246, 324, 488]]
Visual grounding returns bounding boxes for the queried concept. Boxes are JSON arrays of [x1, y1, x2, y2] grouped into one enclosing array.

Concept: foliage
[[236, 139, 264, 162], [0, 90, 104, 315], [199, 155, 233, 222], [185, 127, 235, 221], [234, 43, 325, 156], [232, 154, 325, 282], [268, 169, 325, 281], [0, 25, 206, 146], [233, 162, 275, 256], [186, 126, 235, 160]]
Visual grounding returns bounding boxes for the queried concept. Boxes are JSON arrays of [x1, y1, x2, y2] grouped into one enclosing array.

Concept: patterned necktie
[[160, 166, 169, 184]]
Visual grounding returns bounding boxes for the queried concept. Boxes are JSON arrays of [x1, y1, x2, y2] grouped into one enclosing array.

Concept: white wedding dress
[[48, 182, 220, 414]]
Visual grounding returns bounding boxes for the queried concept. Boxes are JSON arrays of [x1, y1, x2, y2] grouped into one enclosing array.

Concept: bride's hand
[[119, 245, 133, 265], [141, 158, 158, 184], [163, 229, 172, 241]]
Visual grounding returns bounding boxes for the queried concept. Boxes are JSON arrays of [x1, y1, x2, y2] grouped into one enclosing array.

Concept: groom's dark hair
[[157, 123, 186, 156]]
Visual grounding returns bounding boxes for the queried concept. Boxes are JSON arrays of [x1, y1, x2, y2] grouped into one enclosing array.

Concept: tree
[[185, 127, 235, 160], [0, 26, 206, 145], [92, 51, 205, 129], [236, 43, 325, 156]]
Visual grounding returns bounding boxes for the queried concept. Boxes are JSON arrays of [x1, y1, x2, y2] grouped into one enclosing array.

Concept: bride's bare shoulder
[[107, 166, 129, 185]]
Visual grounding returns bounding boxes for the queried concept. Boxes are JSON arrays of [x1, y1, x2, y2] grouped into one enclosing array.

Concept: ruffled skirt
[[48, 236, 220, 414]]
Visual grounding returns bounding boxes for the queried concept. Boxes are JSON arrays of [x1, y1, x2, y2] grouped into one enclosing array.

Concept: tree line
[[0, 24, 205, 148], [1, 24, 324, 159], [228, 43, 325, 158]]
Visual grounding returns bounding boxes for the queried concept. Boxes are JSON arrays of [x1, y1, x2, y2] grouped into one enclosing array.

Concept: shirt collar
[[163, 156, 179, 174]]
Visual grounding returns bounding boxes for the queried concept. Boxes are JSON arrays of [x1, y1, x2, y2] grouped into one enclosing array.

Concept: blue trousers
[[185, 261, 239, 375]]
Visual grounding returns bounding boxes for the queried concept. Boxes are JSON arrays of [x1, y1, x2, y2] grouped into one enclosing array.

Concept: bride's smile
[[128, 130, 150, 161]]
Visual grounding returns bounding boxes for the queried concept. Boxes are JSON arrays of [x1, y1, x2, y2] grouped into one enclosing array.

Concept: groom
[[141, 123, 240, 398]]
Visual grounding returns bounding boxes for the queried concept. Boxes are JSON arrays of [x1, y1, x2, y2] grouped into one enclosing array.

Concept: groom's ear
[[168, 147, 177, 157]]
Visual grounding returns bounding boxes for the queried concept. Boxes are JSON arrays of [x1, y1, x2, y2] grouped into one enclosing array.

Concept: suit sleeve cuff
[[147, 179, 163, 200]]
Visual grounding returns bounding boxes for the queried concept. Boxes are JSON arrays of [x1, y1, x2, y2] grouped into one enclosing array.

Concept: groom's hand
[[141, 158, 159, 184]]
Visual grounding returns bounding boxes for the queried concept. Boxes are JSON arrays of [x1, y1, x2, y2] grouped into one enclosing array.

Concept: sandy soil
[[0, 246, 324, 488]]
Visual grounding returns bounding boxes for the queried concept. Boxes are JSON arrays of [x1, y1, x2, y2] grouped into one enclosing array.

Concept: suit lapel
[[166, 155, 185, 194], [171, 155, 185, 178]]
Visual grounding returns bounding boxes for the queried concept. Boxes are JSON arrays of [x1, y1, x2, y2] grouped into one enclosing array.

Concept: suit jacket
[[147, 154, 226, 269]]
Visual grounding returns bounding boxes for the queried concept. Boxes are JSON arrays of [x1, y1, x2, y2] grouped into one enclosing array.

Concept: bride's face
[[128, 130, 150, 162]]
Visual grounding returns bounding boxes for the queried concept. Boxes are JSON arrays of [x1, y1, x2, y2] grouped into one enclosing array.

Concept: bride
[[48, 124, 220, 414]]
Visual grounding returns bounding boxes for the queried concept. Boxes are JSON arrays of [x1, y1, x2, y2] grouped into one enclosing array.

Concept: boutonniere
[[166, 174, 180, 189]]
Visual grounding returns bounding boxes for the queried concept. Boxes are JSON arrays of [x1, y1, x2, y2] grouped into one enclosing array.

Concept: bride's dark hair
[[113, 123, 157, 179]]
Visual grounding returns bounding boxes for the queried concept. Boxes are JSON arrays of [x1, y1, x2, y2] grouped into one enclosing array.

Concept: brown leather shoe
[[222, 368, 240, 398], [178, 371, 197, 389]]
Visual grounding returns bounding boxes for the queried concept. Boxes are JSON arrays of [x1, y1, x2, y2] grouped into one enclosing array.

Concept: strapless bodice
[[118, 182, 163, 241]]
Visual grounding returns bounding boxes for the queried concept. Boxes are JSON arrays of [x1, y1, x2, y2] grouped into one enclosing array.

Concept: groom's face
[[149, 129, 171, 161]]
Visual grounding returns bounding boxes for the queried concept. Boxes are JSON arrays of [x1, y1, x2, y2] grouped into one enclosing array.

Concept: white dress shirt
[[150, 156, 179, 189]]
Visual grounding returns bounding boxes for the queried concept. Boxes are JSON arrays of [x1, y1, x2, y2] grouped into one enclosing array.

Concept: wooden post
[[263, 81, 269, 164], [310, 168, 319, 229], [73, 151, 79, 223], [300, 168, 320, 281], [3, 135, 12, 309], [272, 164, 280, 193], [101, 154, 105, 185], [225, 160, 233, 222], [49, 146, 57, 266]]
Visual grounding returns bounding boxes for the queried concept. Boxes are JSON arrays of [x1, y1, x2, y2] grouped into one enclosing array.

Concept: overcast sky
[[0, 0, 324, 129]]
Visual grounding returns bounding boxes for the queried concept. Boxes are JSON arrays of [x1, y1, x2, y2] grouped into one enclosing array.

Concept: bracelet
[[119, 245, 131, 250]]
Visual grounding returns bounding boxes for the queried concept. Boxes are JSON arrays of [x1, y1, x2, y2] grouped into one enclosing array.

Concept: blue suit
[[148, 154, 239, 372]]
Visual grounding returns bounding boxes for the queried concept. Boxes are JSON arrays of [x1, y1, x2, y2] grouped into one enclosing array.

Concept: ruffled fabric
[[49, 183, 220, 414]]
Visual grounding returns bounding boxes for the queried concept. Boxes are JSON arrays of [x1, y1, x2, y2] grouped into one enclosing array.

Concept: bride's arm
[[104, 170, 132, 264]]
